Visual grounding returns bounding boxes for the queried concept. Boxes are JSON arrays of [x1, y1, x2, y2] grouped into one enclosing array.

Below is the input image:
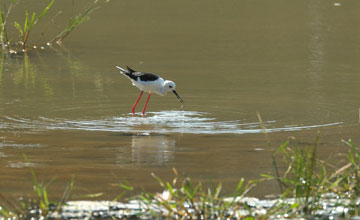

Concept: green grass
[[0, 0, 111, 52], [117, 168, 257, 219], [0, 10, 6, 47], [51, 0, 110, 44], [13, 0, 55, 50], [258, 135, 360, 219], [113, 133, 360, 219], [0, 155, 75, 219], [2, 135, 360, 219], [0, 0, 17, 47]]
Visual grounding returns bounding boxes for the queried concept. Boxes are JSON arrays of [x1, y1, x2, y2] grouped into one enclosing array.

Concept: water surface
[[1, 0, 360, 199]]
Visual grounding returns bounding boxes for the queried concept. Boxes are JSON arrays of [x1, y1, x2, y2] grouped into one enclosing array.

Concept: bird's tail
[[116, 66, 135, 81], [116, 66, 129, 75], [116, 66, 138, 81]]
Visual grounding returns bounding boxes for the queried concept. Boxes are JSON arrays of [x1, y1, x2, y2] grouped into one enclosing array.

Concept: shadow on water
[[1, 110, 342, 135]]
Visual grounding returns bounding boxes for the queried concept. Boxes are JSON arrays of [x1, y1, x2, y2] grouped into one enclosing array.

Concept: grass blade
[[30, 12, 36, 29], [35, 0, 55, 24], [24, 11, 28, 33], [53, 0, 111, 43], [0, 11, 4, 45], [56, 175, 75, 212]]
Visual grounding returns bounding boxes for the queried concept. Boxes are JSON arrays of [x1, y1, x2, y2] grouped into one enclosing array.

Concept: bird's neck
[[159, 86, 167, 95], [159, 82, 168, 95]]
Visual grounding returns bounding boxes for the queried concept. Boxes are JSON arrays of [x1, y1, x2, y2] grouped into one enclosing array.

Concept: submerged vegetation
[[1, 135, 360, 219], [0, 0, 111, 53]]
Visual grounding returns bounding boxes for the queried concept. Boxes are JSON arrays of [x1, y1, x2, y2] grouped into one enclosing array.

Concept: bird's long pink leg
[[142, 92, 151, 116], [132, 91, 144, 116]]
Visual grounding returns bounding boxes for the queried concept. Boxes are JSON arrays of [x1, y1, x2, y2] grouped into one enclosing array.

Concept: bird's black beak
[[172, 90, 184, 104]]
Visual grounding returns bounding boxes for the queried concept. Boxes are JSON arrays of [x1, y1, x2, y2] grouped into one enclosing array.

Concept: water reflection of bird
[[130, 134, 176, 166], [116, 66, 184, 116]]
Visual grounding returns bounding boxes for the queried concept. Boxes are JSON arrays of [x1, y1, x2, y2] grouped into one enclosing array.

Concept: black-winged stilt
[[116, 66, 184, 116]]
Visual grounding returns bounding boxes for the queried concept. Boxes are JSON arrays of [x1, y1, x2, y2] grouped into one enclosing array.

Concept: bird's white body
[[116, 66, 177, 96], [130, 77, 166, 96], [116, 65, 183, 115]]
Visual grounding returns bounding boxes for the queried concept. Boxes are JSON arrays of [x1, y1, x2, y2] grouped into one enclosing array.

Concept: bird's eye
[[169, 85, 173, 88]]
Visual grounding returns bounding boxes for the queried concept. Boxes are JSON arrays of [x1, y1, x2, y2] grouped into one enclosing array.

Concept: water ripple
[[0, 111, 342, 135]]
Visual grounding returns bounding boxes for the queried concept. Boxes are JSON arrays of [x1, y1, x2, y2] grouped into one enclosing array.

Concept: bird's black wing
[[126, 66, 136, 73], [121, 66, 160, 81], [133, 72, 160, 81]]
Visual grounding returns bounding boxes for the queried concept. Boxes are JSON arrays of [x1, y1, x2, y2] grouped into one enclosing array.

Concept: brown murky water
[[1, 0, 360, 200]]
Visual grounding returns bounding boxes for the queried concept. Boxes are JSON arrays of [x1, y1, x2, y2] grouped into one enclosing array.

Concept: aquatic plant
[[340, 139, 360, 216], [262, 137, 321, 217], [51, 0, 111, 44], [117, 168, 257, 219], [0, 0, 111, 52], [13, 0, 55, 49], [258, 135, 360, 219], [0, 156, 75, 219], [0, 0, 17, 47], [254, 112, 357, 218], [3, 134, 360, 219]]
